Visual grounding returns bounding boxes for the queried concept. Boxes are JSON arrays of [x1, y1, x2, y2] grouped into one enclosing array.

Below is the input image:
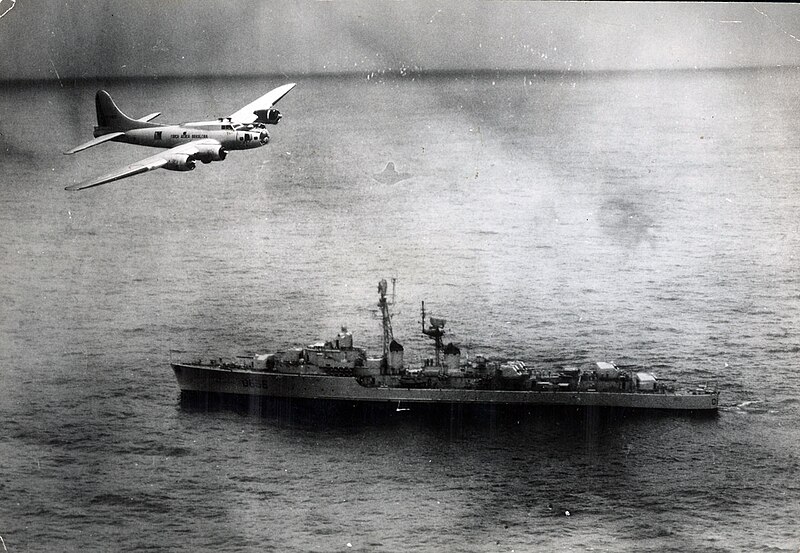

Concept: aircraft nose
[[260, 131, 270, 144]]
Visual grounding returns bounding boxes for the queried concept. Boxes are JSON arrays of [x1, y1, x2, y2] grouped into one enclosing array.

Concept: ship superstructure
[[171, 280, 719, 412]]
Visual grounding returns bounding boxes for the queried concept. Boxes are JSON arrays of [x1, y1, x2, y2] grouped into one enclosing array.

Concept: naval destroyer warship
[[172, 280, 719, 412]]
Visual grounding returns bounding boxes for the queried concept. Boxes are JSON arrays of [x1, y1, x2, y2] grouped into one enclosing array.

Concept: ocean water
[[1, 69, 799, 551]]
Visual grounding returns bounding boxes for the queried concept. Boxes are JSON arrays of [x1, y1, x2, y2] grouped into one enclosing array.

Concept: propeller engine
[[253, 108, 282, 125], [192, 145, 228, 164], [163, 153, 196, 172]]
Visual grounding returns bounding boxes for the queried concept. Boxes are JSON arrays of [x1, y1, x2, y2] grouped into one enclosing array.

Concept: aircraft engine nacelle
[[163, 153, 196, 172], [253, 108, 282, 125], [192, 145, 228, 164]]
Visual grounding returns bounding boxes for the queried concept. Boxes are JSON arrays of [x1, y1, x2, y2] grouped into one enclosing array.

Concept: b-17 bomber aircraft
[[64, 83, 296, 190]]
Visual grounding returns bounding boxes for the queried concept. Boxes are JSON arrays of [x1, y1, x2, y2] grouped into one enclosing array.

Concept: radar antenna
[[421, 301, 446, 367]]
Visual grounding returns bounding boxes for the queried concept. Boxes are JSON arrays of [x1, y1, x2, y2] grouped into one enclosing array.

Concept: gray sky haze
[[1, 2, 799, 80]]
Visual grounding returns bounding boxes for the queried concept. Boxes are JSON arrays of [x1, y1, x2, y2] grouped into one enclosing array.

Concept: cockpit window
[[222, 125, 233, 130]]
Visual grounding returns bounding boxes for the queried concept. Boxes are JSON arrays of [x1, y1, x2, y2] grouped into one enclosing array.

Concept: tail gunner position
[[64, 83, 295, 190]]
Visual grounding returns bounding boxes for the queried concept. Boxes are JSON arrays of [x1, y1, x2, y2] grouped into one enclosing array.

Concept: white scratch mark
[[49, 58, 63, 88], [0, 535, 7, 552], [0, 0, 15, 19], [753, 6, 800, 43]]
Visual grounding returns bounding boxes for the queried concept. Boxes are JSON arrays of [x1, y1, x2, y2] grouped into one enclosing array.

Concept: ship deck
[[172, 363, 719, 412]]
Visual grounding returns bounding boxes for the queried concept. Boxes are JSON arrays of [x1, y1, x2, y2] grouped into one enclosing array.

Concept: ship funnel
[[389, 339, 404, 373], [443, 342, 460, 374]]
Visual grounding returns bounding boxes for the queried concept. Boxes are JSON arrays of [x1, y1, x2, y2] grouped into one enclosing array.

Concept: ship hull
[[172, 363, 719, 412]]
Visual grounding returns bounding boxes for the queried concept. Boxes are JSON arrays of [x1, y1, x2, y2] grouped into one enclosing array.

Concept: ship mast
[[377, 279, 394, 365]]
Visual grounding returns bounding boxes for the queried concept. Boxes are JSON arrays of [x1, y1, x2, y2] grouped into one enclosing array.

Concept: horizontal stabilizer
[[137, 112, 161, 123], [63, 131, 125, 155]]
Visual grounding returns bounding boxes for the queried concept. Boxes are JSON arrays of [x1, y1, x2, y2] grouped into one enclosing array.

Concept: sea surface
[[1, 69, 799, 552]]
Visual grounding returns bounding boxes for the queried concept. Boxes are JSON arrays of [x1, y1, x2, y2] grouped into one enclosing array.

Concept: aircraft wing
[[228, 83, 296, 125], [65, 140, 215, 191]]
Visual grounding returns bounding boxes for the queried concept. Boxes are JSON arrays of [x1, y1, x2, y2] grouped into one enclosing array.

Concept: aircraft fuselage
[[94, 122, 269, 151]]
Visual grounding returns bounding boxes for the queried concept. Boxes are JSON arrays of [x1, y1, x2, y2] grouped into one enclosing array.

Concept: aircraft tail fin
[[94, 90, 157, 134]]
